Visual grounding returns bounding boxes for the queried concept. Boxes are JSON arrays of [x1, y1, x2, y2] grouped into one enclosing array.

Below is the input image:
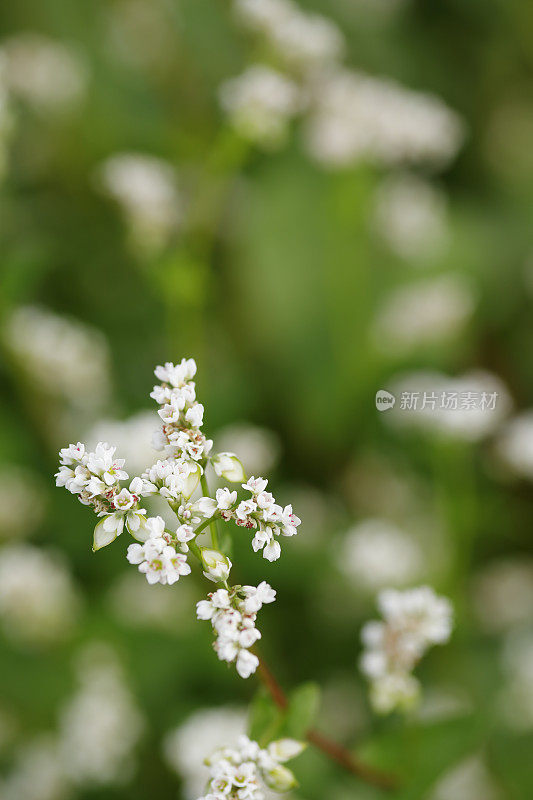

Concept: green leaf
[[356, 713, 488, 799], [283, 682, 321, 739], [248, 689, 285, 747]]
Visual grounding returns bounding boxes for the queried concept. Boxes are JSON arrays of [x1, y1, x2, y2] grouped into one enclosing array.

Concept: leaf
[[283, 682, 321, 739], [248, 689, 285, 746], [356, 713, 488, 799]]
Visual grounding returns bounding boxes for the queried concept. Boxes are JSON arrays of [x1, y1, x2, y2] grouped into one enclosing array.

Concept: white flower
[[186, 403, 204, 427], [215, 487, 238, 510], [219, 64, 301, 147], [236, 499, 258, 519], [241, 581, 276, 613], [97, 153, 182, 254], [373, 274, 475, 355], [360, 585, 453, 713], [0, 545, 80, 644], [236, 649, 260, 679], [127, 527, 191, 585], [201, 549, 232, 583], [212, 452, 247, 482], [305, 69, 464, 170], [4, 306, 110, 409]]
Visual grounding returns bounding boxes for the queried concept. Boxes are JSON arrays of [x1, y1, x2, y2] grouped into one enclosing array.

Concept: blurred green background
[[1, 0, 533, 798]]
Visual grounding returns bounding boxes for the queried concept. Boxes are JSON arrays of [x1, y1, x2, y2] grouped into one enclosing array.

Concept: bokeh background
[[1, 0, 533, 798]]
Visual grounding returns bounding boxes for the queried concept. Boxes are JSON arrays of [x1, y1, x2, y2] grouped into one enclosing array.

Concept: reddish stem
[[256, 657, 398, 792]]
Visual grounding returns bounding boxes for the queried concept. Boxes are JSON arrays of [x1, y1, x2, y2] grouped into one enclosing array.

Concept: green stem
[[200, 473, 220, 549]]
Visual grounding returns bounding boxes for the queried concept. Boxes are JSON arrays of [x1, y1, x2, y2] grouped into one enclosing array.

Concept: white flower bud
[[263, 764, 298, 792], [181, 461, 203, 499], [212, 452, 246, 482], [200, 548, 232, 583], [267, 739, 306, 763], [93, 517, 120, 551]]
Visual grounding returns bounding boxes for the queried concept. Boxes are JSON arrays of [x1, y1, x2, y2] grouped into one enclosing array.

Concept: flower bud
[[263, 764, 297, 792], [267, 739, 306, 763], [211, 452, 246, 483], [93, 517, 119, 551], [200, 548, 232, 583], [182, 461, 203, 499]]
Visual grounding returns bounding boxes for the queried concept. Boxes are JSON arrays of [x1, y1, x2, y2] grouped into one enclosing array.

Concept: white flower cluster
[[222, 0, 464, 170], [58, 645, 144, 786], [235, 0, 344, 71], [97, 152, 182, 255], [1, 33, 88, 112], [197, 734, 304, 799], [198, 477, 301, 562], [150, 357, 212, 461], [305, 70, 464, 170], [127, 515, 191, 585], [360, 586, 453, 714], [219, 65, 301, 148], [163, 707, 248, 800], [4, 305, 110, 410], [56, 357, 302, 682], [56, 441, 148, 550], [197, 582, 276, 678], [0, 544, 80, 644]]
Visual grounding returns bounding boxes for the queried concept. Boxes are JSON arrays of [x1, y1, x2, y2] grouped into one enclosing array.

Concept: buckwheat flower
[[1, 735, 68, 800], [163, 707, 248, 800], [196, 733, 303, 799], [373, 173, 449, 263], [127, 523, 191, 585], [305, 69, 465, 170], [338, 519, 424, 591], [4, 306, 110, 411], [0, 544, 80, 644], [373, 274, 475, 355], [360, 586, 453, 714], [2, 33, 88, 112], [234, 0, 344, 72], [197, 583, 275, 678], [201, 548, 233, 583], [219, 64, 301, 148], [58, 644, 143, 786], [97, 152, 182, 255], [387, 369, 512, 441], [213, 452, 247, 482]]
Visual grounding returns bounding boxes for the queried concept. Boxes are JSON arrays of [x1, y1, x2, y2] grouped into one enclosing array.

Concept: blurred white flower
[[235, 0, 344, 71], [215, 422, 281, 476], [387, 369, 512, 441], [0, 736, 70, 800], [97, 152, 182, 254], [3, 305, 111, 410], [86, 411, 161, 474], [163, 707, 247, 799], [360, 586, 453, 713], [0, 544, 80, 644], [305, 69, 464, 170], [495, 411, 533, 480], [219, 64, 301, 147], [339, 519, 424, 590], [429, 755, 501, 800], [472, 559, 533, 633], [373, 173, 449, 263], [0, 467, 46, 539], [373, 274, 475, 354], [58, 643, 143, 786], [1, 33, 87, 112]]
